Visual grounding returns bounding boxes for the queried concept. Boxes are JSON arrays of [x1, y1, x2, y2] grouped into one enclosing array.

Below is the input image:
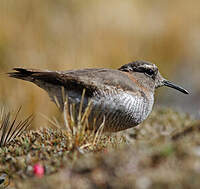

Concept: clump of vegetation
[[0, 107, 33, 147], [0, 104, 199, 189], [0, 98, 123, 183]]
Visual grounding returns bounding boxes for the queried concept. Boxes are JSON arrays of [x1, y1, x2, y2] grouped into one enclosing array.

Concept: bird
[[8, 60, 189, 132]]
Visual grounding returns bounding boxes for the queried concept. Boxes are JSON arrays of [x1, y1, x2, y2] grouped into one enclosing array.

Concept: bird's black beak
[[163, 80, 189, 94]]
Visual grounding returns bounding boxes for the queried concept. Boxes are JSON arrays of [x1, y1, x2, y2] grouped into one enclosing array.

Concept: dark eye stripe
[[145, 69, 154, 75]]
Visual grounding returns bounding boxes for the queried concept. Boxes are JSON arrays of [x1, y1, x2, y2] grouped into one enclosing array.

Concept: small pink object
[[33, 163, 44, 178], [103, 148, 108, 154]]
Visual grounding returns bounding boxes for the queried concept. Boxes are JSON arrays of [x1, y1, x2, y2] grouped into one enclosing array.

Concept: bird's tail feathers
[[8, 68, 40, 82], [8, 68, 54, 83]]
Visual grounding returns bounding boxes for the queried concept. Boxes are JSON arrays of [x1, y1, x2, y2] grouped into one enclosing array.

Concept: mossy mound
[[1, 108, 199, 189]]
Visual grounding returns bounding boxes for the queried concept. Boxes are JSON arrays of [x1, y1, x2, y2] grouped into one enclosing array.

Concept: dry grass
[[0, 107, 33, 147]]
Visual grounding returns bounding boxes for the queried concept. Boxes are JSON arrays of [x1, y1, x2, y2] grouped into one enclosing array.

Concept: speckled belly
[[87, 90, 154, 132], [37, 81, 154, 132]]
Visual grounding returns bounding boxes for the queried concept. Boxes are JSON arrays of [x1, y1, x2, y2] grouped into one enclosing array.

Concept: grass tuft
[[0, 107, 33, 147]]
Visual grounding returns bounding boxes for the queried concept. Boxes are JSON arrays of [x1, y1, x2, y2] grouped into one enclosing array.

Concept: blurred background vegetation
[[0, 0, 199, 128]]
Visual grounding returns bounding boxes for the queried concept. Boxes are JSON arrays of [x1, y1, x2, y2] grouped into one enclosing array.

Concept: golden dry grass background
[[0, 0, 199, 128]]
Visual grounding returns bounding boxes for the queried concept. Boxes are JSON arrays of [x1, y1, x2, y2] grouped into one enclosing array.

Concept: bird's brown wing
[[8, 68, 139, 110], [8, 68, 100, 93], [8, 68, 98, 110], [9, 67, 139, 91], [59, 68, 140, 92]]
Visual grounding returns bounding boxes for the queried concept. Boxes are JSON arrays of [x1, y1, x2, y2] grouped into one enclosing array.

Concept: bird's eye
[[145, 69, 154, 77]]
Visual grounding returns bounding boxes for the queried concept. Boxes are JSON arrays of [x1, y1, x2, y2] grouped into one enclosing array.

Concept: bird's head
[[119, 60, 189, 94]]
